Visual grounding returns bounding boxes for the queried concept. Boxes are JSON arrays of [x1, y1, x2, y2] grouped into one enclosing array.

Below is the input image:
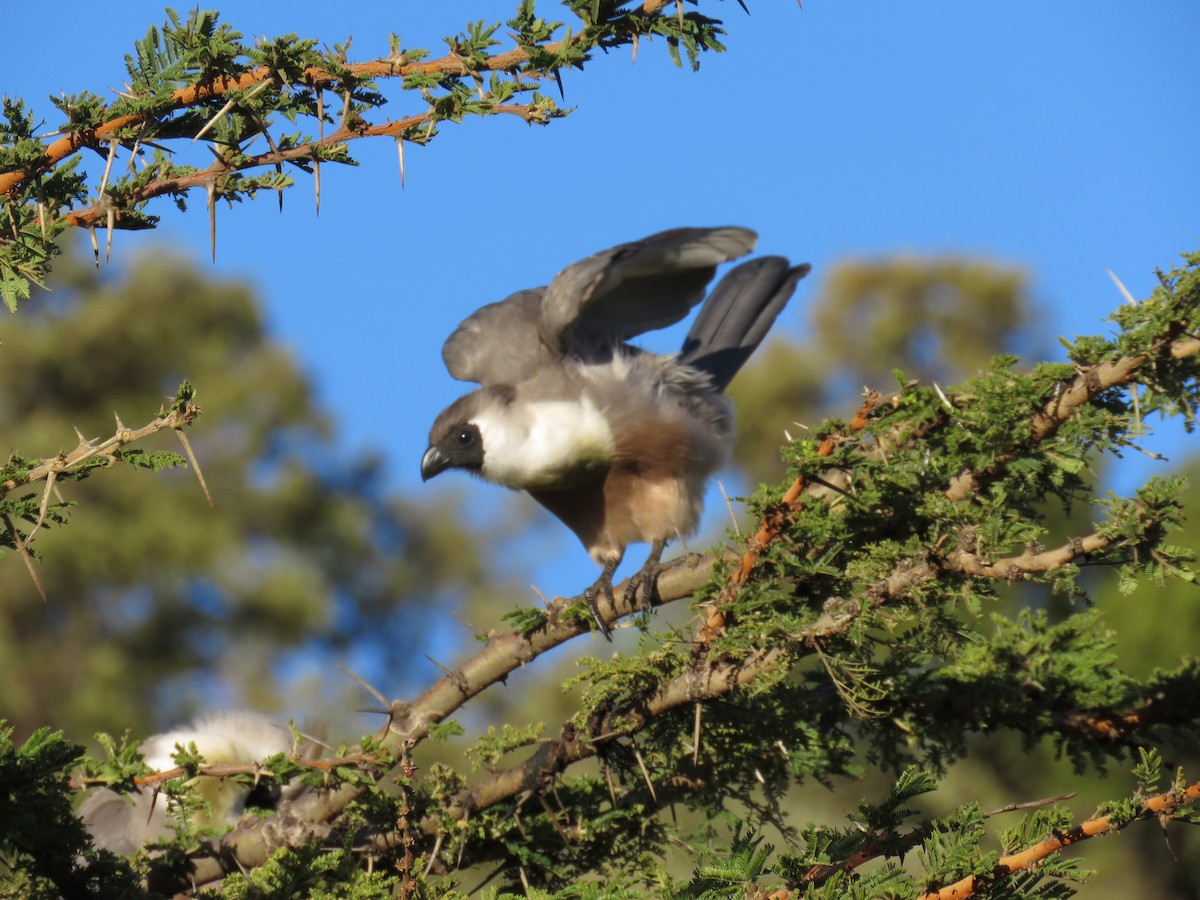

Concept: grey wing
[[537, 227, 758, 357], [441, 288, 558, 385]]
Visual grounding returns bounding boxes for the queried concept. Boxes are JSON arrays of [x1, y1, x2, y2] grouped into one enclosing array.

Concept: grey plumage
[[536, 226, 759, 354], [441, 227, 759, 386], [422, 226, 808, 636], [681, 256, 812, 391]]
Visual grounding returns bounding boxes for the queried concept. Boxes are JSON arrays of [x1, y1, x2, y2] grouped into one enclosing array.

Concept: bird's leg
[[624, 538, 666, 615], [583, 557, 620, 640]]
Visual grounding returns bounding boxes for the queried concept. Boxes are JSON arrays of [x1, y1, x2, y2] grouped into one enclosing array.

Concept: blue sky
[[4, 1, 1199, 604]]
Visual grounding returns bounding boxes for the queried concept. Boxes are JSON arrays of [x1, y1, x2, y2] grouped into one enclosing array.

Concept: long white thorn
[[1107, 268, 1137, 305]]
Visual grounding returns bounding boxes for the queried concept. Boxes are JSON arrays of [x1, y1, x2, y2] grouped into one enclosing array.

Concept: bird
[[78, 710, 308, 854], [421, 226, 809, 637]]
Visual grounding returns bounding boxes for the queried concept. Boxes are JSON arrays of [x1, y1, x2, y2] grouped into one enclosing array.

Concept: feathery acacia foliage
[[0, 2, 727, 308], [1, 3, 1199, 899]]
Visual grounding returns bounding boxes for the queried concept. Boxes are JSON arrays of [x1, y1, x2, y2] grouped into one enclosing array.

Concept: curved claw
[[583, 558, 620, 641], [624, 538, 666, 615]]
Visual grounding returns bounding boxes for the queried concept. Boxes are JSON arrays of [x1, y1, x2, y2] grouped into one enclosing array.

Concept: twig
[[983, 792, 1076, 817], [2, 402, 201, 497]]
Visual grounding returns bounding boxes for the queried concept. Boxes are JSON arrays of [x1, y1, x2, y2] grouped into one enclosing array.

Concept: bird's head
[[421, 422, 484, 481], [421, 391, 493, 482]]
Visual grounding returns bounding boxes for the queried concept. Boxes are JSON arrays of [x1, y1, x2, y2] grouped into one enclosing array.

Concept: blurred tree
[[812, 257, 1036, 386], [0, 248, 497, 742]]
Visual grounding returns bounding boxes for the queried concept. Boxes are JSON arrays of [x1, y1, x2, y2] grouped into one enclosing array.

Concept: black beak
[[420, 446, 450, 482]]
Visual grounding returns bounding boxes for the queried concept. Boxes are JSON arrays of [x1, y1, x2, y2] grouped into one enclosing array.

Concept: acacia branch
[[407, 506, 1156, 857], [1057, 704, 1187, 744], [0, 2, 701, 201], [143, 514, 1183, 891], [150, 554, 724, 891], [427, 531, 1108, 827], [920, 780, 1200, 900], [945, 331, 1199, 502], [944, 531, 1116, 578], [796, 793, 1076, 890], [1, 397, 202, 573], [1041, 336, 1199, 433], [0, 61, 554, 201], [158, 374, 1174, 891], [441, 647, 785, 824], [0, 397, 203, 599], [57, 102, 544, 229], [435, 544, 938, 822], [0, 400, 201, 498]]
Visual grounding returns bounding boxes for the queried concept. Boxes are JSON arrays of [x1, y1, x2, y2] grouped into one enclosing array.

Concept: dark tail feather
[[679, 256, 810, 391]]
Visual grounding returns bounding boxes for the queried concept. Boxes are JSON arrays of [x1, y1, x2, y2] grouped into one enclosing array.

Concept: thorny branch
[[945, 531, 1117, 578], [54, 104, 539, 231], [920, 780, 1200, 900], [0, 49, 567, 201], [1029, 309, 1199, 445], [2, 3, 737, 298], [0, 1, 713, 208], [0, 401, 200, 497], [153, 555, 725, 890], [795, 792, 1076, 890], [1, 396, 203, 598], [420, 529, 1115, 830]]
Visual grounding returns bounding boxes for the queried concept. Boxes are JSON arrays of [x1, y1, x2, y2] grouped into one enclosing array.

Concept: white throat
[[473, 395, 615, 490]]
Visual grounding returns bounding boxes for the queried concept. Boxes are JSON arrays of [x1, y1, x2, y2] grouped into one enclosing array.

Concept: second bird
[[421, 226, 809, 637]]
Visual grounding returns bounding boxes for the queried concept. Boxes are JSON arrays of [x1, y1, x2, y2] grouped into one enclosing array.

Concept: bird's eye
[[457, 429, 474, 446]]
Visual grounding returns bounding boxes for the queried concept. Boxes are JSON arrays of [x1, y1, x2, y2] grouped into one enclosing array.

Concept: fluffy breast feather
[[474, 394, 616, 490]]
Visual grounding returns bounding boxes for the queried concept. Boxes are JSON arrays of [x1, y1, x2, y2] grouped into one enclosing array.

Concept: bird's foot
[[582, 559, 620, 641], [624, 539, 666, 617]]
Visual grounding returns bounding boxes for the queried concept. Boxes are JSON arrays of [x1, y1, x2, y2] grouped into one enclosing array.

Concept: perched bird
[[78, 710, 304, 854], [421, 227, 809, 636]]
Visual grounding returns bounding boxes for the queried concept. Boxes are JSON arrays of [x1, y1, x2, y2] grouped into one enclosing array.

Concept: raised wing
[[440, 227, 758, 386], [537, 227, 758, 357], [440, 288, 557, 385]]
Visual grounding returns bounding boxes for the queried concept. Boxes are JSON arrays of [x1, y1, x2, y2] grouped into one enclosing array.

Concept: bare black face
[[423, 387, 515, 481], [421, 421, 483, 481]]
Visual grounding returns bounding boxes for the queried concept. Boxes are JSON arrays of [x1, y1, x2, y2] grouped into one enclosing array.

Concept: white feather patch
[[474, 395, 615, 490]]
